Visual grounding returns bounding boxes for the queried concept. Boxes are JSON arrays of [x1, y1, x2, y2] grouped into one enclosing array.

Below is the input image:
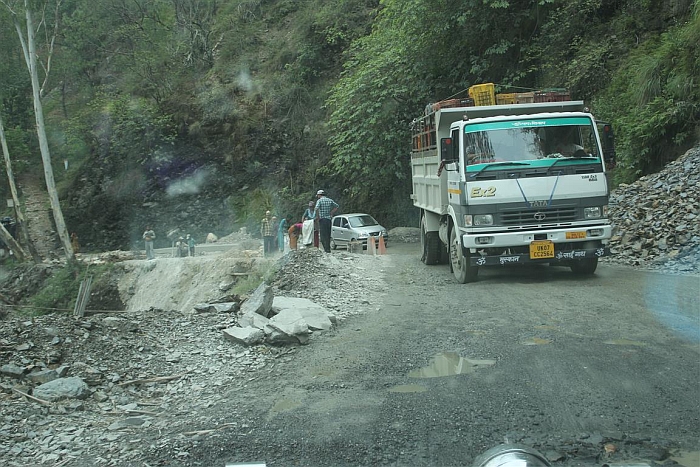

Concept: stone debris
[[194, 301, 240, 313], [606, 144, 700, 274], [33, 377, 89, 401], [221, 292, 336, 346], [239, 282, 274, 317], [222, 326, 265, 346], [0, 243, 387, 465], [265, 310, 310, 345], [272, 296, 335, 330], [388, 226, 420, 243]]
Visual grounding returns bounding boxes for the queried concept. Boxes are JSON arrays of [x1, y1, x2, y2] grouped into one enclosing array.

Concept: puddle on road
[[267, 398, 301, 418], [604, 338, 646, 346], [522, 337, 551, 346], [388, 384, 428, 393], [407, 352, 496, 378], [671, 451, 700, 467]]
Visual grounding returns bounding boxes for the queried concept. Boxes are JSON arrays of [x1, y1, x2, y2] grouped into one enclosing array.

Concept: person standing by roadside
[[301, 201, 316, 247], [143, 226, 156, 260], [186, 234, 196, 257], [313, 190, 339, 253], [261, 211, 275, 257]]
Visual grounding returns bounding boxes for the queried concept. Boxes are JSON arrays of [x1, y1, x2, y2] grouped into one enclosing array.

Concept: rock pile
[[0, 246, 388, 466], [221, 283, 337, 346], [606, 144, 700, 274]]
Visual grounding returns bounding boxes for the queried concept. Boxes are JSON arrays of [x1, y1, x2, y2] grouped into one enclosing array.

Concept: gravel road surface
[[143, 243, 700, 467]]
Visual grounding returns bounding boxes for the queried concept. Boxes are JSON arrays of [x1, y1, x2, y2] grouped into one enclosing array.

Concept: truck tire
[[570, 257, 598, 275], [439, 243, 449, 265], [449, 226, 478, 283], [420, 216, 441, 265]]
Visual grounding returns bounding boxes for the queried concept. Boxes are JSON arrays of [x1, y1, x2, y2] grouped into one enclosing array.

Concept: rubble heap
[[0, 247, 387, 466], [607, 144, 700, 274]]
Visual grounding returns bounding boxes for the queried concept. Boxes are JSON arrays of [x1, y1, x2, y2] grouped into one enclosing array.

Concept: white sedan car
[[330, 213, 389, 250]]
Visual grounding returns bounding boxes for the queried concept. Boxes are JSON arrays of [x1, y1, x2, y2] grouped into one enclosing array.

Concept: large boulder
[[272, 296, 334, 331], [240, 282, 274, 317], [264, 309, 310, 345]]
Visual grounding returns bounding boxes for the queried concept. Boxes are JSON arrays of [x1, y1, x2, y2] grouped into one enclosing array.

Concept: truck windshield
[[463, 117, 601, 166]]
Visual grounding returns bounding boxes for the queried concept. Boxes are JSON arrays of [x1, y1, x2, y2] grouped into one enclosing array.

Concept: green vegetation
[[22, 263, 114, 315], [0, 0, 697, 250], [231, 259, 280, 296]]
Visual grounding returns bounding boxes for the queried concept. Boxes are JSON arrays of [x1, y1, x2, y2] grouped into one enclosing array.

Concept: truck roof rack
[[443, 101, 586, 119]]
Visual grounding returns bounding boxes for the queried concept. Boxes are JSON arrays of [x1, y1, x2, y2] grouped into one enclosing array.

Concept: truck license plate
[[530, 240, 554, 259], [565, 231, 587, 239]]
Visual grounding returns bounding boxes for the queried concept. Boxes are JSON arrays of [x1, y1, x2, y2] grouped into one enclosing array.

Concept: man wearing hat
[[313, 190, 339, 253], [260, 210, 275, 257]]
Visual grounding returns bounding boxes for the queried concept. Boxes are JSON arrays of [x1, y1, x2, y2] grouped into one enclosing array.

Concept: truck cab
[[411, 94, 614, 283]]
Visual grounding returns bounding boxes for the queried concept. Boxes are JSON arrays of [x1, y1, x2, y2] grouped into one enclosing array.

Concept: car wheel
[[449, 226, 478, 283], [331, 238, 338, 250]]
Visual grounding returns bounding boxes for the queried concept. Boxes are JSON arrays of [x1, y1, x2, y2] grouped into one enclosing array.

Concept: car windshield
[[463, 116, 601, 167], [349, 215, 378, 227]]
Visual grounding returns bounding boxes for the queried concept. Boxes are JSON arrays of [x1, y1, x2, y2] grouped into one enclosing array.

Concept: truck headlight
[[464, 214, 493, 226], [584, 207, 602, 219]]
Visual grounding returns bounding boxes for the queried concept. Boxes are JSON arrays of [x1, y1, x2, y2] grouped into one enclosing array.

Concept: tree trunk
[[0, 115, 40, 263], [16, 2, 74, 261]]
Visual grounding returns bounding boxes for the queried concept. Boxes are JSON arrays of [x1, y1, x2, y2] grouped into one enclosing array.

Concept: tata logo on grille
[[530, 200, 548, 207], [533, 212, 546, 221]]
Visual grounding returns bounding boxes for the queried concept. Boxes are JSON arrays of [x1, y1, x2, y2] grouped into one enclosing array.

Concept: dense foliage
[[0, 0, 697, 250]]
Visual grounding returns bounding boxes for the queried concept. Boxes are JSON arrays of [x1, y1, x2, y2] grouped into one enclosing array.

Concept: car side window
[[333, 217, 341, 227], [341, 218, 349, 229]]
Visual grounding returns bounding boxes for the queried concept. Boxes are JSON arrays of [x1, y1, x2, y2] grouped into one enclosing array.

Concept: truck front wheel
[[449, 227, 478, 283], [421, 216, 441, 265], [570, 257, 598, 275]]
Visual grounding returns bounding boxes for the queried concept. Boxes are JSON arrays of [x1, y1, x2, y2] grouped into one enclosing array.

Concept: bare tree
[[2, 0, 74, 261], [0, 114, 39, 262]]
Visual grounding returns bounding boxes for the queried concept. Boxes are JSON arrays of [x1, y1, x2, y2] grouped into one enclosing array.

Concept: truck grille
[[501, 207, 577, 226]]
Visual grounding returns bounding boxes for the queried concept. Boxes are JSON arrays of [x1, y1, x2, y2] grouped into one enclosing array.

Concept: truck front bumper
[[461, 225, 612, 266]]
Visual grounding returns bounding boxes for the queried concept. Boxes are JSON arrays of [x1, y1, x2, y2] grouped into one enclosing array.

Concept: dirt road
[[144, 244, 700, 466]]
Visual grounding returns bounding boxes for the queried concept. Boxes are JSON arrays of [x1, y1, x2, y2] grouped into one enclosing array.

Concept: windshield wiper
[[468, 162, 530, 179]]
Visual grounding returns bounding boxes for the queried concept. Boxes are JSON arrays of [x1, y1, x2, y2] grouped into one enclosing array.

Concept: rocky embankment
[[606, 144, 700, 275]]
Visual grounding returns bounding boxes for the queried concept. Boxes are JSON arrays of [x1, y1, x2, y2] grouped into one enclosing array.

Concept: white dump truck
[[410, 85, 616, 283]]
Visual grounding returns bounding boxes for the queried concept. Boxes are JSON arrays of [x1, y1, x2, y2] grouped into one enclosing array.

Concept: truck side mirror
[[599, 123, 616, 169], [441, 137, 456, 162]]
